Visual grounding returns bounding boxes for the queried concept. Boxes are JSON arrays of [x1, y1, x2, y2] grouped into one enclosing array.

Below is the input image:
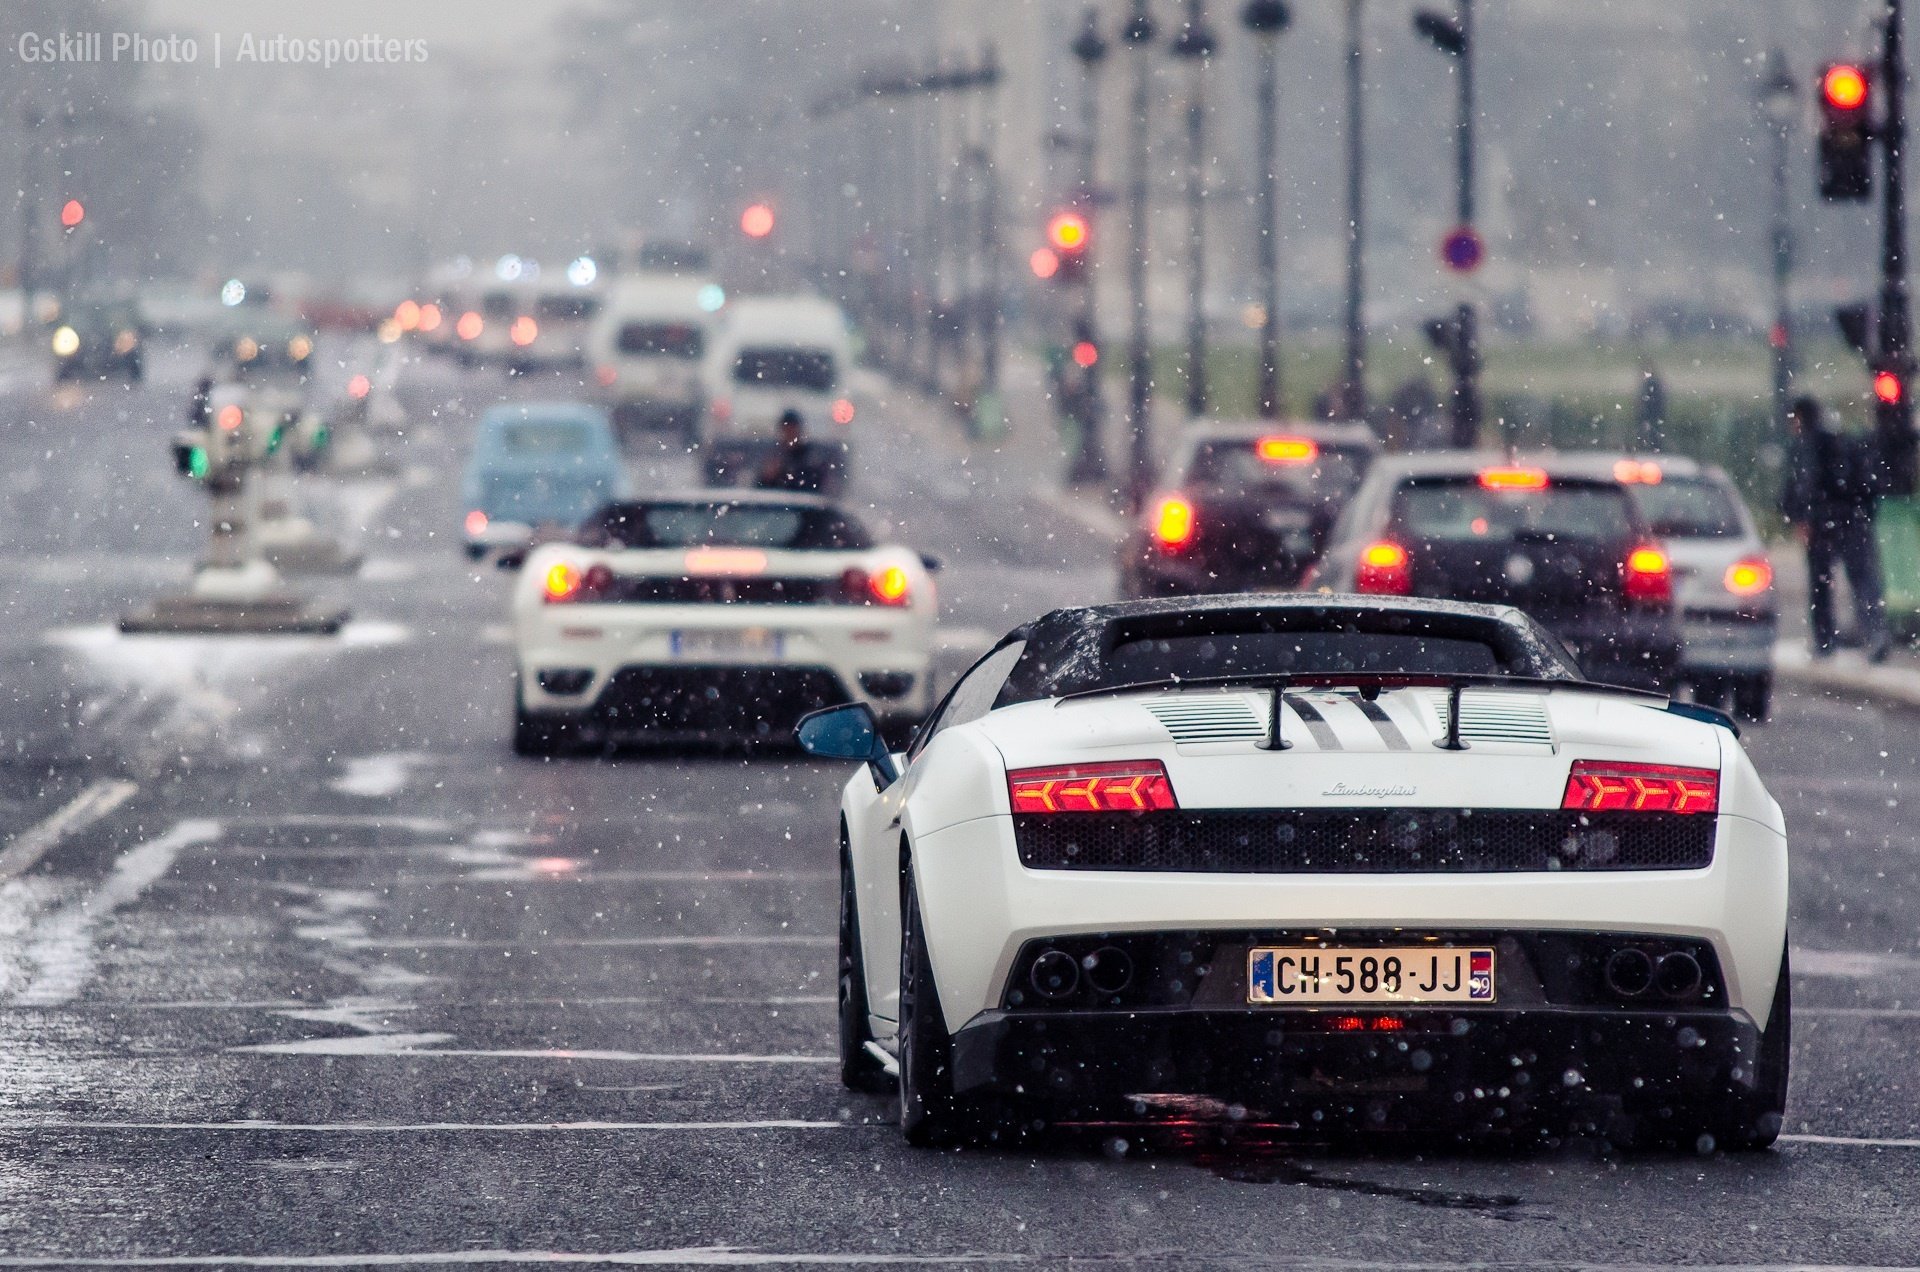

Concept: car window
[[1185, 442, 1368, 503], [496, 422, 591, 454], [618, 323, 704, 359], [734, 347, 836, 391], [1631, 477, 1746, 539], [537, 294, 598, 321], [909, 639, 1027, 759], [1392, 478, 1636, 543]]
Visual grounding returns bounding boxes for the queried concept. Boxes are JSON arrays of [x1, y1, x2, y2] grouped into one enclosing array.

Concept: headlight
[[50, 326, 79, 357]]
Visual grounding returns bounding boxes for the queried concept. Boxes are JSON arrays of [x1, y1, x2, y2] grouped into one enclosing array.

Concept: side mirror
[[796, 702, 899, 787], [920, 553, 943, 573]]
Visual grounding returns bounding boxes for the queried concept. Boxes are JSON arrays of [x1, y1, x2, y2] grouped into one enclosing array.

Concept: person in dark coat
[[753, 410, 829, 493], [1781, 395, 1890, 661]]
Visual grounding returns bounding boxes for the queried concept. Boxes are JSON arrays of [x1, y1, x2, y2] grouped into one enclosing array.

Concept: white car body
[[511, 493, 936, 750], [819, 595, 1790, 1147], [586, 276, 719, 436]]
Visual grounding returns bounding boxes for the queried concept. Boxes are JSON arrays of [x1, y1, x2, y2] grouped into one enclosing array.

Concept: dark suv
[[1308, 453, 1683, 692], [1120, 421, 1379, 598]]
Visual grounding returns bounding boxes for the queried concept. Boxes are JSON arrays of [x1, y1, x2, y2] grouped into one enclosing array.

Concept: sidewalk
[[1770, 547, 1920, 709]]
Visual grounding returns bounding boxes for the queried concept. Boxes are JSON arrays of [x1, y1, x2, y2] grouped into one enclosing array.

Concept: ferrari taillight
[[1007, 761, 1177, 814], [1562, 760, 1718, 815], [543, 561, 612, 603], [840, 566, 911, 607]]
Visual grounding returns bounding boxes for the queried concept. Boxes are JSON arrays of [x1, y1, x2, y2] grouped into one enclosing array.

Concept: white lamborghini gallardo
[[798, 595, 1790, 1149]]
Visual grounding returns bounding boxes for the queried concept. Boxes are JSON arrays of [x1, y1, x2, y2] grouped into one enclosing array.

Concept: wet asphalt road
[[4, 343, 1920, 1268]]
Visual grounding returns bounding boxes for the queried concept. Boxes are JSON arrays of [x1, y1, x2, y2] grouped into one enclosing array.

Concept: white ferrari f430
[[798, 595, 1789, 1149]]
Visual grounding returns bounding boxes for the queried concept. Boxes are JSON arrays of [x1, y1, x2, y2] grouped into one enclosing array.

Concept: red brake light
[[456, 311, 483, 340], [216, 403, 244, 431], [1562, 760, 1718, 814], [417, 303, 442, 332], [1152, 495, 1196, 551], [840, 565, 911, 607], [1612, 458, 1662, 484], [1007, 761, 1176, 814], [1356, 540, 1412, 595], [1724, 557, 1773, 596], [595, 364, 617, 387], [1256, 435, 1318, 464], [509, 316, 538, 347], [464, 510, 488, 536], [1478, 466, 1549, 491], [543, 561, 581, 602], [1623, 544, 1672, 605]]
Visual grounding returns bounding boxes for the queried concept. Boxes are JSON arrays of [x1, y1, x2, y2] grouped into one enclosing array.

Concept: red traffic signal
[[1818, 63, 1873, 201], [1875, 369, 1904, 405], [59, 199, 84, 228], [1824, 63, 1869, 111], [1046, 211, 1089, 253], [740, 202, 775, 239]]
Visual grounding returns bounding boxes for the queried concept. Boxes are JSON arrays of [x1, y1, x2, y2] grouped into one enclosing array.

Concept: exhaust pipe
[[1604, 948, 1655, 998], [1029, 949, 1081, 1000], [1656, 950, 1703, 999], [1085, 946, 1134, 996]]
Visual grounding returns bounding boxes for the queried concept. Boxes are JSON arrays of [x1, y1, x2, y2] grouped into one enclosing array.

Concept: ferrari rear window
[[1392, 478, 1636, 543], [1108, 631, 1505, 682], [578, 501, 871, 550]]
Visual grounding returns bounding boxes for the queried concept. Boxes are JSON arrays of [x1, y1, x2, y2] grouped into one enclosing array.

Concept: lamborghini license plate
[[1247, 946, 1495, 1005]]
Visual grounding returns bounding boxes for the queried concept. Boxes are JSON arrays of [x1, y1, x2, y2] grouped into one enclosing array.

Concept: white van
[[703, 295, 854, 482], [517, 281, 601, 372], [585, 276, 717, 441]]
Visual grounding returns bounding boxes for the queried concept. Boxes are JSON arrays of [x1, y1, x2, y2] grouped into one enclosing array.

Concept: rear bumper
[[948, 1003, 1762, 1117], [1678, 611, 1776, 677]]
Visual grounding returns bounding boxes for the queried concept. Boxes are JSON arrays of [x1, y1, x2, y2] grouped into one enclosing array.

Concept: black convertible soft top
[[991, 593, 1582, 708]]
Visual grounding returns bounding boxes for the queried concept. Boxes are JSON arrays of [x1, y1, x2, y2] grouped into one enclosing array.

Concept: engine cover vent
[[1143, 696, 1268, 745]]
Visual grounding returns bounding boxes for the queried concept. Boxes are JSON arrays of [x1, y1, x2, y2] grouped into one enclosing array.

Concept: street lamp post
[[1340, 0, 1367, 419], [1123, 0, 1158, 506], [1172, 0, 1216, 419], [1757, 49, 1796, 442], [1241, 0, 1289, 420], [1414, 0, 1480, 448], [1068, 8, 1111, 482]]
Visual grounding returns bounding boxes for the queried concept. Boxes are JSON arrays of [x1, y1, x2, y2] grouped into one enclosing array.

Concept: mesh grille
[[595, 665, 847, 733], [1013, 809, 1714, 873]]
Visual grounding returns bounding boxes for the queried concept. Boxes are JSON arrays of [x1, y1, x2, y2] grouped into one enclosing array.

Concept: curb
[[1773, 642, 1920, 710]]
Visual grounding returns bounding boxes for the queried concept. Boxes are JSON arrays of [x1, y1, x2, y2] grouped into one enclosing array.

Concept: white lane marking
[[10, 820, 220, 1005], [329, 752, 434, 798], [0, 1246, 1012, 1268], [229, 1036, 832, 1063], [402, 869, 837, 886], [0, 779, 137, 882], [0, 1119, 849, 1134], [225, 814, 454, 832], [332, 935, 834, 950], [1783, 1132, 1920, 1150], [1791, 947, 1920, 979], [0, 995, 836, 1011]]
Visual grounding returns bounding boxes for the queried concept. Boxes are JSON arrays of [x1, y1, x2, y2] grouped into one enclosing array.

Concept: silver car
[[1610, 456, 1776, 721]]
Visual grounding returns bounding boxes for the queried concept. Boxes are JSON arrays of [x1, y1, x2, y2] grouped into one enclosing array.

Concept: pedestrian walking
[[1781, 395, 1891, 661]]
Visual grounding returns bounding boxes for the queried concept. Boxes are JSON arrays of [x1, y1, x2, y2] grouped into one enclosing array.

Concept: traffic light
[[1818, 62, 1873, 201], [59, 199, 84, 229], [740, 202, 775, 239], [1045, 209, 1091, 284]]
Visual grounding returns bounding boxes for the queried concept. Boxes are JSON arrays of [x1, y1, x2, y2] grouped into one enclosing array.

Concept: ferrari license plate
[[1247, 946, 1495, 1005], [670, 628, 783, 659]]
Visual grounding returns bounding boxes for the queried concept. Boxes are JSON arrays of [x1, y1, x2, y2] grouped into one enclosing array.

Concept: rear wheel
[[897, 871, 1018, 1147], [1732, 674, 1772, 724], [1691, 676, 1729, 710], [838, 839, 892, 1094], [511, 682, 572, 758], [1703, 947, 1790, 1152]]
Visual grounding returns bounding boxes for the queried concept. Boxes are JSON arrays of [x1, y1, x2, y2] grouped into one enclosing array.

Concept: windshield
[[479, 471, 612, 523], [536, 294, 598, 321], [733, 347, 836, 391], [1633, 476, 1747, 539], [1392, 478, 1637, 542], [579, 501, 871, 549], [618, 322, 704, 358], [493, 421, 593, 454]]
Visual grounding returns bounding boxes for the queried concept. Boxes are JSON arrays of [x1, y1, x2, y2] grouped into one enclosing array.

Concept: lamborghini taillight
[[1562, 760, 1718, 815], [1007, 761, 1177, 814]]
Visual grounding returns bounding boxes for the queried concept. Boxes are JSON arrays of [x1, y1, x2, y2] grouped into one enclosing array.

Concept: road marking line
[[0, 1248, 1017, 1268], [0, 1119, 850, 1134], [0, 779, 137, 881], [11, 819, 220, 1006], [0, 994, 836, 1011], [229, 1036, 834, 1063], [1782, 1132, 1920, 1150], [331, 935, 834, 950]]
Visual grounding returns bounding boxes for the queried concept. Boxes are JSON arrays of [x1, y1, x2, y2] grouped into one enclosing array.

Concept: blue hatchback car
[[461, 403, 630, 559]]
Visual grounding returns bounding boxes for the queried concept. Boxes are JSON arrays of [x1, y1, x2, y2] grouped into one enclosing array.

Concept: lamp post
[[1757, 48, 1796, 441], [1171, 0, 1216, 419], [1068, 8, 1111, 482], [1122, 0, 1158, 506], [1241, 0, 1289, 419], [1340, 0, 1367, 419], [1414, 0, 1479, 448]]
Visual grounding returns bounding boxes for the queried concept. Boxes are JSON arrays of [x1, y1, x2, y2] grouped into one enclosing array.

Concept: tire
[[897, 870, 1019, 1147], [1706, 947, 1790, 1152], [838, 837, 893, 1094], [1732, 674, 1772, 725], [511, 683, 570, 758]]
